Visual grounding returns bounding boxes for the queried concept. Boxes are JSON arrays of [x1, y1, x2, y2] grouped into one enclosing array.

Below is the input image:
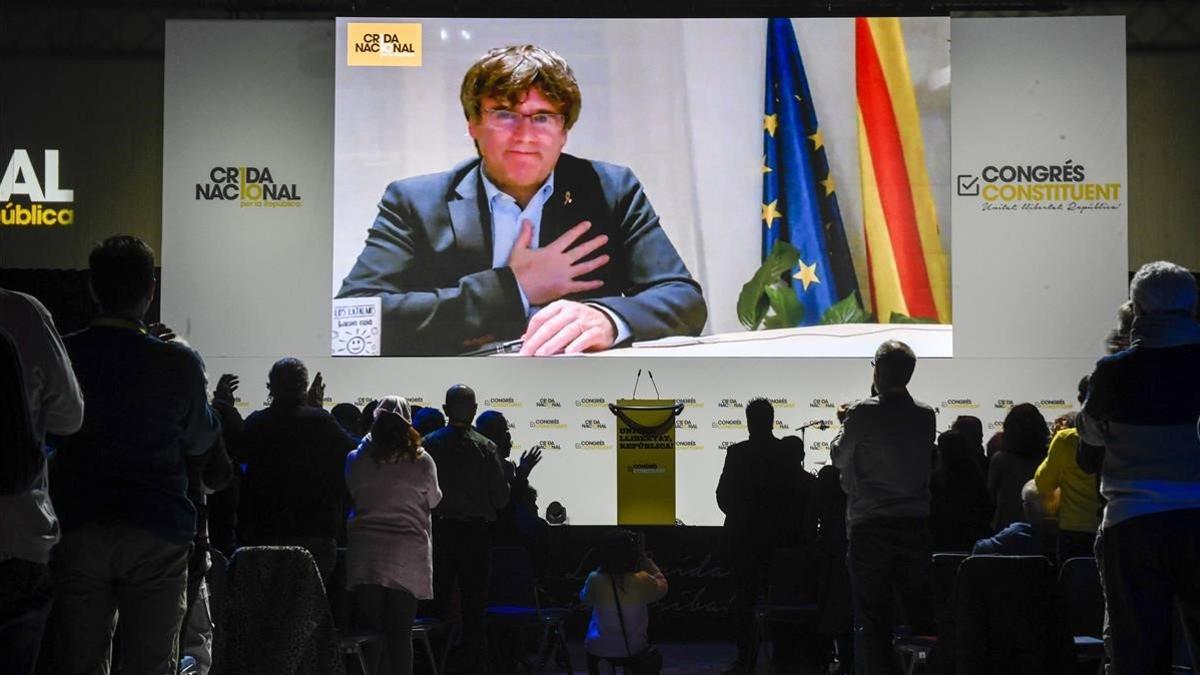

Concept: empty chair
[[953, 554, 1065, 674], [894, 552, 968, 675], [486, 546, 573, 674], [746, 547, 819, 673], [1056, 556, 1105, 672]]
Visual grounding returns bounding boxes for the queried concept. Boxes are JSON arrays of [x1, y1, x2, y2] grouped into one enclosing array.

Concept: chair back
[[925, 553, 969, 670], [206, 547, 230, 625], [487, 546, 541, 610], [211, 546, 346, 675], [931, 553, 968, 609], [953, 554, 1063, 674], [1057, 556, 1103, 639]]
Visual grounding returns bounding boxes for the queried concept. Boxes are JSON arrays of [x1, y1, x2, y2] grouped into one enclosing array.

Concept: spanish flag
[[856, 17, 950, 324]]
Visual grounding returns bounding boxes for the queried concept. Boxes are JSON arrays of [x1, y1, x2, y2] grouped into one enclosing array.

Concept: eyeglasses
[[481, 108, 567, 131]]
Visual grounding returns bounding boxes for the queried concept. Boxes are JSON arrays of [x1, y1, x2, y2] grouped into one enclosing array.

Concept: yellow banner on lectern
[[615, 399, 676, 525]]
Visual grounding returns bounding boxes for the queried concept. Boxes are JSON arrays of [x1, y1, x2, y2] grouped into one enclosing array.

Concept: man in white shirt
[[0, 288, 84, 675]]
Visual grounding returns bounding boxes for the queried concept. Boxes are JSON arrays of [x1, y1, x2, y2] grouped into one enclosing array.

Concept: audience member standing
[[205, 374, 243, 557], [179, 373, 237, 675], [412, 406, 446, 438], [476, 410, 546, 571], [51, 236, 220, 675], [0, 289, 84, 675], [1033, 378, 1102, 563], [345, 396, 442, 675], [830, 340, 936, 675], [331, 402, 362, 437], [237, 359, 357, 582], [475, 409, 517, 482], [987, 403, 1050, 532], [423, 384, 510, 672], [716, 398, 814, 673], [1078, 261, 1200, 673], [950, 415, 988, 476], [804, 465, 854, 672], [929, 430, 991, 552]]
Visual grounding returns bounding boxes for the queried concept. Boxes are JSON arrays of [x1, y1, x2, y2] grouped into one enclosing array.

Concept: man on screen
[[337, 44, 707, 356]]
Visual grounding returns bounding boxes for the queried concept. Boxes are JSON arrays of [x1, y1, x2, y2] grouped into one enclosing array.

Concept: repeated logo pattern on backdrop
[[317, 391, 1081, 468]]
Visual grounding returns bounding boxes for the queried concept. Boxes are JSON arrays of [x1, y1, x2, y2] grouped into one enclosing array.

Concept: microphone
[[646, 370, 662, 398], [795, 419, 832, 431]]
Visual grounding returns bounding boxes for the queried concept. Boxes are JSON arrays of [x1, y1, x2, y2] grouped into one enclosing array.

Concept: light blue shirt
[[479, 168, 631, 345]]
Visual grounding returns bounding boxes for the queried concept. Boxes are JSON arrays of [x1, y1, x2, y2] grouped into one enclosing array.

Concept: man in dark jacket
[[52, 236, 220, 675], [424, 385, 509, 671], [336, 45, 706, 356], [717, 398, 815, 672], [236, 359, 357, 584], [831, 340, 936, 675]]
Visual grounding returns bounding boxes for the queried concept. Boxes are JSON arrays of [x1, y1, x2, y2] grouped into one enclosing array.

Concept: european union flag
[[762, 18, 860, 325]]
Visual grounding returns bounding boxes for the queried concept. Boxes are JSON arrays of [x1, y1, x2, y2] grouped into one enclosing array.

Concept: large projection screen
[[163, 17, 1127, 526]]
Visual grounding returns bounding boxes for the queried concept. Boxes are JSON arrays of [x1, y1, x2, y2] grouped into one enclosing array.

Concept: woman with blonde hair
[[345, 396, 442, 675]]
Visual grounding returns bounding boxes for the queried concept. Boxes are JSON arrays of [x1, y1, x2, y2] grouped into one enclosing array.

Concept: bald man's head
[[444, 384, 478, 424]]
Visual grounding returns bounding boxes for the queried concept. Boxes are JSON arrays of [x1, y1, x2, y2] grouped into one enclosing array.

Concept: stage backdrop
[[162, 16, 1126, 526]]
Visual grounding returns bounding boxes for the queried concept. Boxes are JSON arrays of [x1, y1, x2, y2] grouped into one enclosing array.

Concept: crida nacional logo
[[347, 23, 422, 67], [538, 440, 563, 452], [1, 149, 74, 227], [675, 419, 698, 430], [195, 166, 301, 208], [957, 159, 1122, 214], [717, 398, 744, 409], [581, 419, 609, 431], [810, 398, 836, 409], [536, 397, 562, 408]]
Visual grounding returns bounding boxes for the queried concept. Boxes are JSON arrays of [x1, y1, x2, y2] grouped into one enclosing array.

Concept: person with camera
[[578, 528, 668, 675]]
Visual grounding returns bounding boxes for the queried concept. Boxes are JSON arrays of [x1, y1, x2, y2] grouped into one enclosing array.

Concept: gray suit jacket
[[337, 153, 707, 355]]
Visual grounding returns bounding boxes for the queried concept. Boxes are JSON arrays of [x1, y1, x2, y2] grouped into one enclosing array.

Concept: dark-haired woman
[[930, 430, 992, 550], [579, 529, 668, 674], [987, 403, 1051, 532], [345, 396, 442, 675]]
